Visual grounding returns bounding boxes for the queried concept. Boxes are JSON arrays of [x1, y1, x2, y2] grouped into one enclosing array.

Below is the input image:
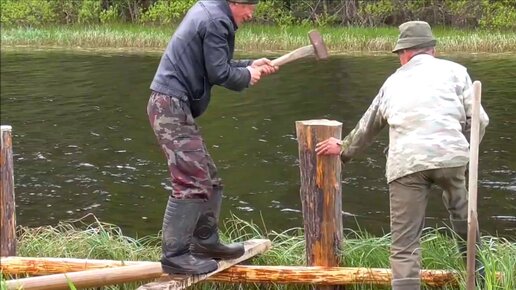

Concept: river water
[[1, 50, 514, 238]]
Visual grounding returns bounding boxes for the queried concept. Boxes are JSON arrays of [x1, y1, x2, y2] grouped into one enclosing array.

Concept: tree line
[[1, 0, 515, 29]]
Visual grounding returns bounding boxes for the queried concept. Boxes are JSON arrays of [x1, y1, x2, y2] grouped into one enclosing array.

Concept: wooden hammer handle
[[271, 45, 314, 67]]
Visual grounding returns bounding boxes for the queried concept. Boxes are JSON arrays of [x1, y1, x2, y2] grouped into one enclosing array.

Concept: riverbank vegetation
[[1, 0, 515, 54], [1, 215, 515, 289], [2, 0, 515, 29], [2, 24, 515, 54]]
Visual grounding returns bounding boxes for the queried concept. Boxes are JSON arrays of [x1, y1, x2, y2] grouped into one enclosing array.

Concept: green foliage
[[357, 0, 394, 26], [51, 0, 82, 24], [479, 0, 516, 29], [1, 0, 515, 29], [100, 4, 120, 24], [78, 0, 102, 24], [0, 0, 57, 26], [253, 0, 296, 26], [139, 0, 196, 24]]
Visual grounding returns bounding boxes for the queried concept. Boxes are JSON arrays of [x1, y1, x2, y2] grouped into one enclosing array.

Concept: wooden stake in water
[[466, 81, 482, 290], [1, 125, 16, 257]]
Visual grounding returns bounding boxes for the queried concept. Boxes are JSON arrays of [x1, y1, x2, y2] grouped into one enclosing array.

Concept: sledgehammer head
[[308, 30, 329, 60]]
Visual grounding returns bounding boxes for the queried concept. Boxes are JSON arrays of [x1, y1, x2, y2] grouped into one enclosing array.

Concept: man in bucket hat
[[315, 21, 489, 289], [147, 0, 277, 275]]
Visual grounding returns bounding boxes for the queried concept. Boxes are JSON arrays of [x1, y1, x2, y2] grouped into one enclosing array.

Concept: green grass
[[1, 24, 515, 54], [1, 214, 515, 289]]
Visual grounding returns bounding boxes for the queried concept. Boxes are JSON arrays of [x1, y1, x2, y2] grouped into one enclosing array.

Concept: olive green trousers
[[388, 166, 478, 290]]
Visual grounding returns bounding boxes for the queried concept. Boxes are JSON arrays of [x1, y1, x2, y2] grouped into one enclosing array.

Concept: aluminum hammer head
[[308, 30, 329, 60]]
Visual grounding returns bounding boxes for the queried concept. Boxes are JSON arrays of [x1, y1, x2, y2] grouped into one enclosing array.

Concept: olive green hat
[[392, 21, 436, 53], [228, 0, 259, 4]]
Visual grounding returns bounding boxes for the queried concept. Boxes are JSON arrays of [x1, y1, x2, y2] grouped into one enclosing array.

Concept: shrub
[[0, 0, 56, 26], [100, 4, 120, 24], [78, 0, 102, 24], [139, 0, 196, 24]]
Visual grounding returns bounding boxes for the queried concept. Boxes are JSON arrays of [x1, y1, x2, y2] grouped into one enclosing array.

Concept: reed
[[1, 214, 514, 289], [2, 24, 515, 54]]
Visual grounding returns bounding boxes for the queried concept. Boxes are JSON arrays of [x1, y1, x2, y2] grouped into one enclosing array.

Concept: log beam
[[2, 259, 503, 288], [0, 257, 145, 276], [208, 265, 472, 287]]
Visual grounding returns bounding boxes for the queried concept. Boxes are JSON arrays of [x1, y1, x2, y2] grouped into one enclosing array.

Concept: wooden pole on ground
[[0, 257, 145, 276], [2, 259, 504, 287], [5, 262, 162, 290], [209, 265, 485, 287], [296, 119, 343, 290], [1, 125, 16, 257], [466, 81, 482, 290]]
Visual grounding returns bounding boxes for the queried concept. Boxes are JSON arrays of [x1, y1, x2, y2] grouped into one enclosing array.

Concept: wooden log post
[[1, 125, 16, 257], [296, 119, 343, 290]]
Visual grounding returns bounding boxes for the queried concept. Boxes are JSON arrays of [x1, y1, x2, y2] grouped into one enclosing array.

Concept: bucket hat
[[392, 21, 436, 53]]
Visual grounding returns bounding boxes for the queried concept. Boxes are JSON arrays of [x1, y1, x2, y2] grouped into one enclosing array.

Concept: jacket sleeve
[[203, 19, 251, 91], [340, 89, 387, 163], [461, 73, 489, 143], [231, 59, 253, 67]]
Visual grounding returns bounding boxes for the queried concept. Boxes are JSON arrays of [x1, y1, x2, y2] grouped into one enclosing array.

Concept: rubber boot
[[391, 278, 421, 290], [191, 187, 244, 259], [452, 219, 486, 288], [160, 197, 218, 275]]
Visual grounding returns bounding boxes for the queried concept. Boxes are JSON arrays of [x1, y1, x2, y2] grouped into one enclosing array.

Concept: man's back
[[380, 54, 489, 182]]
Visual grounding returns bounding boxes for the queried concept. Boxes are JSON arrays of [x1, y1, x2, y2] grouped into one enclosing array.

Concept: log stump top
[[296, 119, 342, 127]]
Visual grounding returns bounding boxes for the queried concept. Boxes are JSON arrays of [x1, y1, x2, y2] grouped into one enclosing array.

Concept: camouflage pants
[[147, 91, 221, 199]]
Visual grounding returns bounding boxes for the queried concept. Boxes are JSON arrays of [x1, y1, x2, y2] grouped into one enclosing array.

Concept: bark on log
[[1, 125, 16, 257], [2, 260, 504, 287], [0, 257, 146, 276], [296, 119, 343, 290], [4, 262, 162, 290], [208, 265, 475, 286]]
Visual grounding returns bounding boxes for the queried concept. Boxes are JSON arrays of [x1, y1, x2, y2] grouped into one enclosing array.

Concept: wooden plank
[[1, 125, 16, 257], [138, 238, 271, 290]]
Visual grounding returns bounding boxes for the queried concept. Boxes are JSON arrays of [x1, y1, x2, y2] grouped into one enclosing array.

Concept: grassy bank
[[1, 215, 515, 289], [1, 24, 515, 54]]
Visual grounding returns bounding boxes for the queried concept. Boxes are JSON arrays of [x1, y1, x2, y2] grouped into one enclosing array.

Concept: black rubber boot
[[452, 219, 486, 288], [160, 197, 218, 275], [191, 187, 244, 259]]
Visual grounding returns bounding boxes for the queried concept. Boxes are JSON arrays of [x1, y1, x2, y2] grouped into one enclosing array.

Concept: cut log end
[[1, 125, 13, 131], [296, 119, 342, 127]]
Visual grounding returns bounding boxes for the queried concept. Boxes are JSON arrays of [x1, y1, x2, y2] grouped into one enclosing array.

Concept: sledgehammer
[[271, 30, 329, 66]]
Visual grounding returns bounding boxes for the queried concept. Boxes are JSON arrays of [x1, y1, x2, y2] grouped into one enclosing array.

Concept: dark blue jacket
[[150, 0, 252, 118]]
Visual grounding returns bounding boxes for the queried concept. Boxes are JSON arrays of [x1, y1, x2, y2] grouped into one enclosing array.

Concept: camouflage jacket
[[340, 54, 489, 183]]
